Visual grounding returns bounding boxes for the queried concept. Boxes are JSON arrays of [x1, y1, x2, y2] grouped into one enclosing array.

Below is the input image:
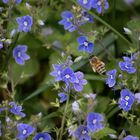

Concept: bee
[[89, 56, 106, 74]]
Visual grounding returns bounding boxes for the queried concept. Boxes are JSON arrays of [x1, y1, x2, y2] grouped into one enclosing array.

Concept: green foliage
[[91, 127, 116, 139]]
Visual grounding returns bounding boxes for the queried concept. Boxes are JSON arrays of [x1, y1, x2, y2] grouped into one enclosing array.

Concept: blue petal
[[77, 36, 87, 44], [78, 44, 86, 51], [86, 42, 94, 53]]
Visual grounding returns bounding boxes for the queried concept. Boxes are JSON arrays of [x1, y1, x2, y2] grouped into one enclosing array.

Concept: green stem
[[72, 0, 131, 45], [137, 36, 140, 92], [2, 32, 20, 71], [59, 93, 70, 140]]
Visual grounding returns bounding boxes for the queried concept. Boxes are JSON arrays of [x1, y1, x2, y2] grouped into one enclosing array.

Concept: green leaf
[[91, 127, 117, 139], [127, 19, 140, 31], [9, 58, 39, 85], [130, 125, 140, 137], [85, 74, 105, 81], [23, 80, 53, 102]]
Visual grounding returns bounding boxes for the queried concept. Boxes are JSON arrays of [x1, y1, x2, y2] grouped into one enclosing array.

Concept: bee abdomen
[[96, 64, 106, 74]]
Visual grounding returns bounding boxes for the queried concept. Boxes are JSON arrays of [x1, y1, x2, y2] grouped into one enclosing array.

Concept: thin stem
[[71, 0, 131, 45], [137, 35, 140, 92], [2, 32, 20, 71], [59, 92, 70, 140]]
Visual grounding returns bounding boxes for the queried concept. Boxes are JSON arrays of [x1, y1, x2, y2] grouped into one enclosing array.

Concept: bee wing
[[92, 67, 96, 72]]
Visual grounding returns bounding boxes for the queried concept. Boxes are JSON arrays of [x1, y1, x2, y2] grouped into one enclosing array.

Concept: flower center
[[39, 138, 44, 140], [83, 0, 88, 4], [18, 52, 21, 57], [58, 71, 61, 75], [22, 129, 27, 135], [97, 1, 102, 5], [84, 41, 88, 46], [125, 101, 128, 106], [110, 75, 113, 79], [83, 16, 89, 21], [82, 130, 87, 135], [24, 21, 28, 26], [125, 96, 129, 101], [75, 79, 79, 83], [93, 119, 97, 124], [65, 74, 70, 79]]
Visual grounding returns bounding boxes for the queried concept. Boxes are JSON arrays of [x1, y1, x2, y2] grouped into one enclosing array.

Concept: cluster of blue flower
[[1, 0, 139, 139], [2, 0, 22, 4], [77, 0, 109, 14], [50, 1, 110, 139], [58, 4, 95, 53], [50, 61, 87, 94], [0, 1, 53, 140], [50, 59, 105, 139], [0, 101, 51, 139], [105, 54, 138, 112], [74, 112, 104, 140], [55, 0, 139, 139], [1, 1, 32, 65]]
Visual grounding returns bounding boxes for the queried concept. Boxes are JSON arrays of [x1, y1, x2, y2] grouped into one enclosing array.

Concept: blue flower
[[2, 0, 22, 4], [77, 36, 94, 53], [118, 89, 135, 111], [87, 112, 104, 132], [2, 0, 9, 3], [50, 64, 63, 82], [73, 71, 87, 92], [74, 125, 91, 140], [72, 101, 81, 113], [16, 15, 33, 32], [61, 67, 77, 84], [92, 0, 109, 14], [15, 0, 22, 4], [0, 42, 3, 49], [119, 56, 136, 74], [9, 102, 26, 118], [58, 11, 77, 32], [0, 107, 6, 114], [135, 93, 140, 104], [132, 52, 140, 60], [123, 135, 139, 140], [106, 69, 117, 88], [17, 123, 35, 140], [13, 45, 30, 65], [77, 0, 93, 10], [33, 132, 51, 140], [81, 10, 94, 23], [58, 92, 67, 103]]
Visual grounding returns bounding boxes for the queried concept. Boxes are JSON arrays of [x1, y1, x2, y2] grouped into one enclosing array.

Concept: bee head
[[89, 54, 95, 60]]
